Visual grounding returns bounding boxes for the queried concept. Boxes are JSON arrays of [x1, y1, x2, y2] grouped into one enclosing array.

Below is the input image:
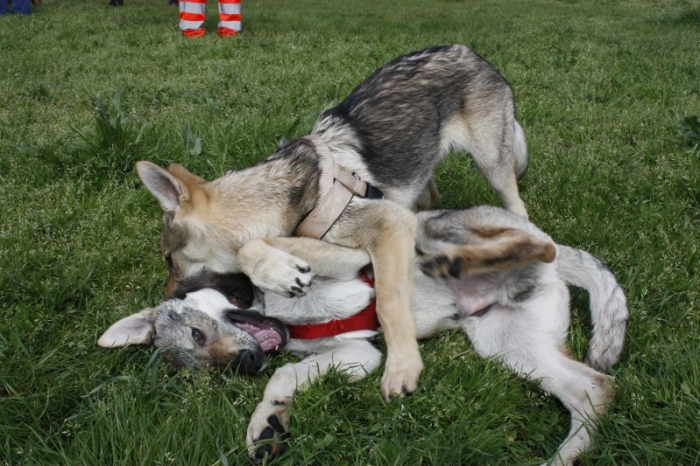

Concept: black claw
[[402, 386, 415, 396], [296, 265, 311, 273], [295, 277, 306, 287], [435, 255, 450, 267], [291, 286, 303, 295]]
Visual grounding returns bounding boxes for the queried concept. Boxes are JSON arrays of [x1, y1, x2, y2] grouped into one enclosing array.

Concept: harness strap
[[294, 135, 382, 239], [286, 273, 379, 339]]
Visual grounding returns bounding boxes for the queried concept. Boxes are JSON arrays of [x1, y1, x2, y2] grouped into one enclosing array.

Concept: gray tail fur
[[513, 121, 528, 179], [557, 245, 628, 372]]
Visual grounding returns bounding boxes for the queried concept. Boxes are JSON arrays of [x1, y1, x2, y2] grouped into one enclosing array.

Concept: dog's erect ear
[[97, 308, 157, 348], [136, 161, 206, 214], [136, 161, 186, 213], [167, 163, 205, 185]]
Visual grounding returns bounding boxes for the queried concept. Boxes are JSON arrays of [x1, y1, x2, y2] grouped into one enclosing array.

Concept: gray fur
[[557, 245, 629, 371], [312, 45, 528, 214]]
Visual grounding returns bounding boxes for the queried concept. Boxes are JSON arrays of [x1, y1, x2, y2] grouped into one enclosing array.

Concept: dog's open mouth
[[226, 310, 289, 352]]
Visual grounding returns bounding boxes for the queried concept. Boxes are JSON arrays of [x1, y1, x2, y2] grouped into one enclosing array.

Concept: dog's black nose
[[237, 349, 266, 375]]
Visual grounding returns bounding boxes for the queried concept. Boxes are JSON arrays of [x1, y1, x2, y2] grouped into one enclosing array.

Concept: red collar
[[286, 273, 380, 340]]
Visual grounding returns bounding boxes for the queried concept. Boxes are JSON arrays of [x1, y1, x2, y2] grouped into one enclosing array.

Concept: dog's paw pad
[[250, 414, 290, 462], [420, 260, 436, 273], [257, 426, 275, 441], [420, 254, 463, 278], [448, 257, 463, 278], [435, 256, 450, 267]]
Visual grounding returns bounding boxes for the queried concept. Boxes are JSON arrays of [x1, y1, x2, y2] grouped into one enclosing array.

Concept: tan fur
[[420, 229, 557, 278], [470, 226, 517, 238], [144, 160, 320, 295], [167, 163, 205, 186], [365, 214, 422, 397], [209, 337, 241, 366], [240, 237, 371, 280], [137, 159, 424, 399], [318, 200, 424, 398]]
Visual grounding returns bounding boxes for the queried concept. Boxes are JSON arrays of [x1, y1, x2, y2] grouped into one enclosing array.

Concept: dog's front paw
[[249, 249, 313, 298], [246, 400, 291, 462], [380, 350, 424, 401]]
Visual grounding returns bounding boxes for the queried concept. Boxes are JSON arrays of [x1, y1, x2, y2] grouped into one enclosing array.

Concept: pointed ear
[[167, 163, 205, 185], [97, 308, 157, 348], [136, 161, 187, 214]]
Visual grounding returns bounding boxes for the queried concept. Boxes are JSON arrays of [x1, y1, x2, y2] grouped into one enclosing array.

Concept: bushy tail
[[513, 120, 528, 179], [557, 245, 628, 372]]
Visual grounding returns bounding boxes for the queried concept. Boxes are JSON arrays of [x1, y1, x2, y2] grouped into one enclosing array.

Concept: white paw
[[380, 350, 424, 401], [249, 249, 313, 298]]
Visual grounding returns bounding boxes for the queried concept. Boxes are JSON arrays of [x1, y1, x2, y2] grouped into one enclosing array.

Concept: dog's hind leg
[[469, 310, 614, 466], [526, 352, 614, 466], [448, 105, 528, 217], [468, 132, 527, 218], [246, 340, 381, 461], [420, 228, 556, 279]]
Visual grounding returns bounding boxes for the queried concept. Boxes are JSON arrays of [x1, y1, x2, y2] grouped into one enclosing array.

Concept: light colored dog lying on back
[[100, 206, 628, 465]]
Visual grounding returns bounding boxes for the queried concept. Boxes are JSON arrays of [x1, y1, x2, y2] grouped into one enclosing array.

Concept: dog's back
[[313, 45, 528, 215]]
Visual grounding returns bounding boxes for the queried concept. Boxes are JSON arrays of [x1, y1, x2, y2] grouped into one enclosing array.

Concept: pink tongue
[[237, 323, 283, 352], [253, 329, 284, 352]]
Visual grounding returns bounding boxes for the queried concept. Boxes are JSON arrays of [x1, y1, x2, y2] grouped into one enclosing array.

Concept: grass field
[[1, 0, 699, 464]]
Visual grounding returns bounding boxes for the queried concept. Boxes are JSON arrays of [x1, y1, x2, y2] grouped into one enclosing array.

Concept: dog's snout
[[238, 349, 266, 375]]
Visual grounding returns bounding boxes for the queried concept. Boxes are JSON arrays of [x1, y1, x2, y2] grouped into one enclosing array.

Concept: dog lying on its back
[[135, 45, 528, 400], [100, 206, 628, 465]]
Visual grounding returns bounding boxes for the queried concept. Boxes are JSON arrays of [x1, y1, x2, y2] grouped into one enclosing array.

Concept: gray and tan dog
[[135, 45, 528, 399], [100, 206, 628, 466]]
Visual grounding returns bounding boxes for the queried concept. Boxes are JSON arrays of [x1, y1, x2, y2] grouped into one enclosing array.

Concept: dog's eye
[[164, 254, 173, 269], [191, 328, 206, 345]]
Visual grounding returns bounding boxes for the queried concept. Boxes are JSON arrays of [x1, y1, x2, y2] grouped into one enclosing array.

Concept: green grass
[[1, 0, 699, 464]]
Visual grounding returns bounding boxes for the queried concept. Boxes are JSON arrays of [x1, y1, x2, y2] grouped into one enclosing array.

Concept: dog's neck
[[204, 140, 322, 242]]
